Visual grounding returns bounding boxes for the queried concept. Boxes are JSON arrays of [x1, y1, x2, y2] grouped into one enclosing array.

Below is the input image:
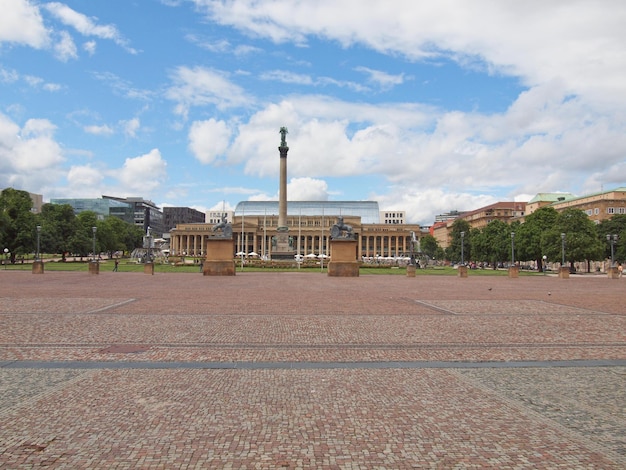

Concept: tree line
[[420, 206, 625, 271], [1, 188, 144, 263]]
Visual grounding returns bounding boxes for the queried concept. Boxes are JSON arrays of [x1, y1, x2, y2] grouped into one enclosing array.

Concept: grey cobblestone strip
[[3, 359, 626, 370]]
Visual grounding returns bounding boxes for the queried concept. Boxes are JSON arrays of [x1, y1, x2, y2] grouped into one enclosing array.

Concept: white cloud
[[0, 0, 49, 48], [122, 118, 141, 138], [287, 177, 329, 200], [0, 113, 65, 194], [83, 40, 96, 55], [53, 30, 78, 61], [188, 119, 231, 164], [117, 148, 168, 193], [84, 124, 114, 136], [198, 0, 626, 106], [43, 2, 137, 54], [67, 165, 104, 188], [354, 66, 406, 91], [165, 66, 252, 119]]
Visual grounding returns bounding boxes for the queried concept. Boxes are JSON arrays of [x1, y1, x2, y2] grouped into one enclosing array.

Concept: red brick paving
[[1, 271, 625, 468]]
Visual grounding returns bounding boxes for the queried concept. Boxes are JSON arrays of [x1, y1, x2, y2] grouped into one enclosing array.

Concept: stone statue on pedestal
[[212, 215, 233, 238], [330, 216, 355, 240]]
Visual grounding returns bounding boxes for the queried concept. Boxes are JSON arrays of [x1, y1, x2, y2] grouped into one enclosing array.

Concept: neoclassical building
[[169, 201, 422, 260]]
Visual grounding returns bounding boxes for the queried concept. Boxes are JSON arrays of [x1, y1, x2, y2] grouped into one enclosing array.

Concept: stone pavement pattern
[[1, 271, 625, 468]]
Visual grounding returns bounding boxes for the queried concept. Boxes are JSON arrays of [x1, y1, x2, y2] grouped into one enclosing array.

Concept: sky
[[1, 0, 626, 225]]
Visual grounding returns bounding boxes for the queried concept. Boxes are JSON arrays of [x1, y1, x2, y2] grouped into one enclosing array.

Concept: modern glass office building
[[234, 201, 381, 224], [50, 198, 134, 224]]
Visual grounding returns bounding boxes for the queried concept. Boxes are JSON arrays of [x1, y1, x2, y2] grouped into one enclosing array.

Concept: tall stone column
[[272, 127, 295, 260]]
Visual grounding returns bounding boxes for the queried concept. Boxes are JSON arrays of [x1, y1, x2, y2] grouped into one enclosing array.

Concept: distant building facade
[[380, 211, 405, 224], [550, 187, 626, 224], [206, 210, 233, 225], [103, 196, 164, 236], [163, 207, 205, 232], [50, 197, 134, 223], [169, 200, 422, 259]]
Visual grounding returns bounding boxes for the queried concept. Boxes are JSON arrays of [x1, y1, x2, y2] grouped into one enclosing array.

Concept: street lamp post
[[460, 231, 465, 266], [36, 225, 41, 261], [542, 255, 547, 275], [561, 233, 566, 267], [92, 227, 97, 262], [511, 232, 515, 266], [606, 234, 618, 268], [3, 248, 8, 269]]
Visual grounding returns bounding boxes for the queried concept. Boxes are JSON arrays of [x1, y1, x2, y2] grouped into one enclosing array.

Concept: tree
[[72, 211, 100, 257], [37, 203, 79, 261], [471, 220, 511, 267], [419, 234, 439, 260], [0, 188, 36, 263], [596, 215, 626, 263], [98, 216, 142, 257], [542, 208, 604, 272], [515, 207, 558, 271], [445, 219, 471, 263]]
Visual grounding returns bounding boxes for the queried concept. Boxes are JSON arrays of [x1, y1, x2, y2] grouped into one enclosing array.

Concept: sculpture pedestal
[[144, 263, 154, 275], [271, 230, 295, 260], [328, 240, 359, 277], [508, 266, 519, 278], [406, 265, 416, 277], [89, 261, 99, 275], [204, 238, 236, 276], [607, 266, 620, 279], [558, 266, 570, 279], [458, 265, 468, 278], [32, 261, 44, 274]]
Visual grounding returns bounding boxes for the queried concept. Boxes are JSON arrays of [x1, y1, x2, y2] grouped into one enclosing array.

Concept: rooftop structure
[[234, 201, 381, 224]]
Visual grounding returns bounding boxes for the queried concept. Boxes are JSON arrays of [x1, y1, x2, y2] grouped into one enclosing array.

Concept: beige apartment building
[[433, 201, 527, 249], [550, 187, 626, 223]]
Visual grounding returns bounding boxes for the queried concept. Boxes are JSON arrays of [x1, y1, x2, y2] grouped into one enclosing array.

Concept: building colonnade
[[168, 217, 422, 259]]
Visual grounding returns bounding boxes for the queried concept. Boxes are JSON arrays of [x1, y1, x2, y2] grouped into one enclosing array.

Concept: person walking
[[113, 259, 119, 272]]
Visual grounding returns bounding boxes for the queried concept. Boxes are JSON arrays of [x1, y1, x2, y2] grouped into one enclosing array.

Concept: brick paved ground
[[1, 271, 625, 468]]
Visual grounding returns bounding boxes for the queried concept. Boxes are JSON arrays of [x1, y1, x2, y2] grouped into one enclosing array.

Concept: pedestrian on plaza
[[618, 263, 623, 277], [113, 259, 119, 272]]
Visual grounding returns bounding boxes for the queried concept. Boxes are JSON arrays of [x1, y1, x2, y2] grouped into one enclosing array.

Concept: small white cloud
[[188, 119, 231, 164], [67, 165, 104, 187], [287, 177, 329, 200], [54, 30, 78, 62], [84, 124, 114, 136], [166, 66, 252, 119], [117, 148, 167, 193], [83, 40, 96, 55], [122, 117, 140, 138], [354, 66, 406, 91]]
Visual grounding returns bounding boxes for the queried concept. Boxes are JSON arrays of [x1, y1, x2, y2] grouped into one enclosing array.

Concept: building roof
[[235, 201, 381, 224], [528, 193, 575, 204]]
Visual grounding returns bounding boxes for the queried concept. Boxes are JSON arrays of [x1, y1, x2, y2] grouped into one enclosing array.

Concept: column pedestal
[[406, 265, 416, 277], [32, 261, 44, 274], [144, 263, 154, 275], [458, 265, 468, 278], [89, 261, 99, 274], [607, 266, 620, 279], [508, 266, 519, 278], [328, 240, 359, 277], [204, 238, 236, 276], [558, 266, 570, 279]]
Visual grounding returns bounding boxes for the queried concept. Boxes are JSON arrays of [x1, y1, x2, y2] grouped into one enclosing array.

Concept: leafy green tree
[[596, 214, 626, 263], [419, 234, 439, 259], [37, 203, 79, 261], [72, 211, 100, 257], [472, 220, 512, 267], [0, 188, 36, 263], [516, 207, 558, 271], [98, 216, 143, 257], [445, 219, 471, 263], [542, 208, 604, 272]]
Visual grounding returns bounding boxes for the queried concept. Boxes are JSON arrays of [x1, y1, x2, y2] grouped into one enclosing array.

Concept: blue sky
[[1, 0, 626, 224]]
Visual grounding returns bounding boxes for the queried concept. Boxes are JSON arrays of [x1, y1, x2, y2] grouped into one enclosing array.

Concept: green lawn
[[1, 259, 543, 276]]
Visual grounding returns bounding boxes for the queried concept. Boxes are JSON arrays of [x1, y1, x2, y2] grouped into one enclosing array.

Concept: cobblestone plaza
[[1, 271, 625, 468]]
